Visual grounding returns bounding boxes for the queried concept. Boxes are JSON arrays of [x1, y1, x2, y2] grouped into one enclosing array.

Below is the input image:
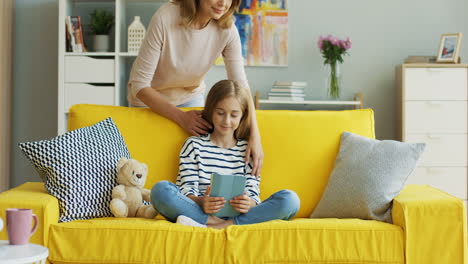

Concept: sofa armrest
[[393, 184, 467, 264], [0, 182, 59, 247]]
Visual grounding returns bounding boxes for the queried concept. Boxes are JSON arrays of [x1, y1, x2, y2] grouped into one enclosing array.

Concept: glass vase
[[326, 62, 341, 99]]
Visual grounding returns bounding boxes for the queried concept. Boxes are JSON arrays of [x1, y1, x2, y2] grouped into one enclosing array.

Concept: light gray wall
[[11, 0, 468, 187], [12, 0, 58, 187]]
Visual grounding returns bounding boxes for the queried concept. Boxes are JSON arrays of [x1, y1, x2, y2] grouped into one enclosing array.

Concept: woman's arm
[[245, 95, 263, 177], [128, 9, 211, 136], [223, 25, 264, 177]]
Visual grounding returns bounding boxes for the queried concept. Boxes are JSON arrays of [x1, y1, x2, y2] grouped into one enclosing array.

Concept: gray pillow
[[310, 131, 425, 223]]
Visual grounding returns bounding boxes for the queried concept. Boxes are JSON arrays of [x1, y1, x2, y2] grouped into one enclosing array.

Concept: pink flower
[[338, 40, 345, 49], [344, 37, 352, 50], [318, 35, 352, 60], [318, 35, 324, 50]]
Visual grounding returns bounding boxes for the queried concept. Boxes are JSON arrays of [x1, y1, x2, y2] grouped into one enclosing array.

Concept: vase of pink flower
[[318, 35, 352, 99]]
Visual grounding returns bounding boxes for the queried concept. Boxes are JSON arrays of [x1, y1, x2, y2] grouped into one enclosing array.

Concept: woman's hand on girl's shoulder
[[178, 110, 212, 137], [245, 134, 264, 178]]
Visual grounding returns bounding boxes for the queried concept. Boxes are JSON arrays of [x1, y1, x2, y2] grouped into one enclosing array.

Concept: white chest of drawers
[[396, 64, 468, 206]]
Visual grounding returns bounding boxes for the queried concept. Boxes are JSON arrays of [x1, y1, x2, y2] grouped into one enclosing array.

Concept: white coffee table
[[0, 240, 48, 264]]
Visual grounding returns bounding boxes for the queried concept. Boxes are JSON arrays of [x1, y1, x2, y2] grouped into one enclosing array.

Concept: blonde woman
[[128, 0, 264, 176], [151, 80, 300, 229]]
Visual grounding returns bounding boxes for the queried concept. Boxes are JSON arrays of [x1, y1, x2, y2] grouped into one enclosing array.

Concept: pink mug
[[6, 208, 38, 245]]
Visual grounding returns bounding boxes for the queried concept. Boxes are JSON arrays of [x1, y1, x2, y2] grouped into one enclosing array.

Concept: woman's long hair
[[172, 0, 241, 29], [203, 80, 252, 140]]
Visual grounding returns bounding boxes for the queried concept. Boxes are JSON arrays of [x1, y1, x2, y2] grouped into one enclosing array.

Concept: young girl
[[150, 80, 300, 229]]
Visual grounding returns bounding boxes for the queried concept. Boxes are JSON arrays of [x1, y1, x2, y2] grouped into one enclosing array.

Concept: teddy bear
[[110, 157, 158, 219]]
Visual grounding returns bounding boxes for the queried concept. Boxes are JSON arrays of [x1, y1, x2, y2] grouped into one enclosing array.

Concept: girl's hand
[[230, 193, 256, 214], [179, 110, 212, 137], [245, 133, 264, 178], [201, 186, 226, 214]]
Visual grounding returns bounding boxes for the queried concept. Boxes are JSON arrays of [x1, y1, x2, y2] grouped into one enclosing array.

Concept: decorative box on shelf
[[254, 91, 364, 110]]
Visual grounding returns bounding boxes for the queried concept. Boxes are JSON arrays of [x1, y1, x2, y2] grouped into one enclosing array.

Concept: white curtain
[[0, 0, 13, 192]]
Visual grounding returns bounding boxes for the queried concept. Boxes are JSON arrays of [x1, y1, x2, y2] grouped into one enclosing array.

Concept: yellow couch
[[1, 104, 466, 264]]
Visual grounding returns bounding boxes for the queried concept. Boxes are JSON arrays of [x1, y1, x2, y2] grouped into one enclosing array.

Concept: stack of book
[[404, 56, 436, 63], [268, 81, 307, 101]]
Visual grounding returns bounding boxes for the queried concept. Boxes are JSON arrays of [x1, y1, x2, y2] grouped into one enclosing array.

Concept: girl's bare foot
[[207, 219, 234, 229], [206, 215, 225, 225]]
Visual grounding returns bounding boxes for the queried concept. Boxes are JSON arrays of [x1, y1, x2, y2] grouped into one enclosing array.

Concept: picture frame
[[436, 33, 463, 63]]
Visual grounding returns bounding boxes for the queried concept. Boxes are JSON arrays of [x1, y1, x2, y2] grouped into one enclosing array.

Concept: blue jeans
[[151, 181, 300, 225]]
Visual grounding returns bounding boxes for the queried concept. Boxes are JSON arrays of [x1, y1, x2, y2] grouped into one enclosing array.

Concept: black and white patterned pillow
[[19, 117, 130, 222]]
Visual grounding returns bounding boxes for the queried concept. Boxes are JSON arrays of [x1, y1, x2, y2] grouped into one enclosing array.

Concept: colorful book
[[66, 16, 87, 52], [210, 172, 246, 218], [65, 16, 76, 52]]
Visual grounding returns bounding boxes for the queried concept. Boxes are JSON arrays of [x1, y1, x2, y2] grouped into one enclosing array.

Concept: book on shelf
[[272, 85, 306, 89], [268, 96, 305, 101], [270, 88, 305, 93], [268, 92, 305, 97], [65, 16, 87, 52], [65, 20, 72, 52], [273, 81, 307, 87], [210, 172, 246, 218]]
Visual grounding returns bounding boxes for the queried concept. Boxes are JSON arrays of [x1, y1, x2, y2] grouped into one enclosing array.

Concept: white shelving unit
[[254, 92, 364, 110], [58, 0, 165, 134]]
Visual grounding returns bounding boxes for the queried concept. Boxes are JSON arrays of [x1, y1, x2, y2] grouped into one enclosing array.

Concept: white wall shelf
[[259, 100, 361, 106], [254, 92, 364, 109]]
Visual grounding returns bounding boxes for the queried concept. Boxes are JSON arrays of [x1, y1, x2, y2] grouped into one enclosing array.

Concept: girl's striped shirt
[[175, 134, 261, 204]]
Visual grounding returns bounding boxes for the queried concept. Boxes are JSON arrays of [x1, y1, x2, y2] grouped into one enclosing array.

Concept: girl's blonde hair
[[172, 0, 241, 29], [203, 80, 252, 140]]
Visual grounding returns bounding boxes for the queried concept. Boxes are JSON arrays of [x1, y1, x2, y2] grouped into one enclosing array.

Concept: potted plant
[[90, 9, 114, 52]]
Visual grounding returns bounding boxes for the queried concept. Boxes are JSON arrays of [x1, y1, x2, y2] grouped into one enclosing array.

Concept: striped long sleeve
[[175, 135, 261, 204], [176, 139, 200, 197]]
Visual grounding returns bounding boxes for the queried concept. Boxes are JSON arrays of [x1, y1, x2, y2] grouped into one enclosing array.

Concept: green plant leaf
[[90, 9, 115, 35]]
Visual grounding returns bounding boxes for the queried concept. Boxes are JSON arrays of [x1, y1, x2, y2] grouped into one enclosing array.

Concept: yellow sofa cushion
[[226, 218, 404, 264], [393, 185, 468, 264], [47, 218, 403, 264], [48, 218, 225, 264], [68, 104, 375, 218]]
